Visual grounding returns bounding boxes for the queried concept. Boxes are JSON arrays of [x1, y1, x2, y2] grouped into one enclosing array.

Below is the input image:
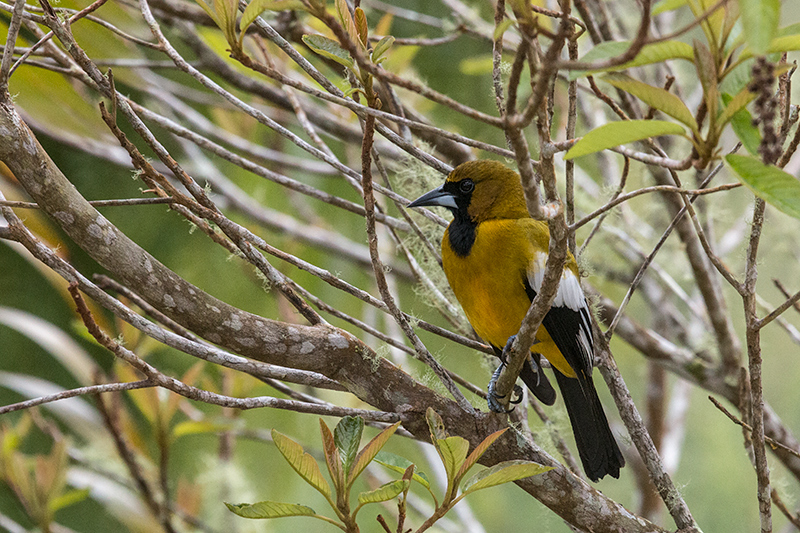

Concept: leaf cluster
[[225, 409, 550, 532], [0, 416, 89, 531], [563, 0, 800, 219]]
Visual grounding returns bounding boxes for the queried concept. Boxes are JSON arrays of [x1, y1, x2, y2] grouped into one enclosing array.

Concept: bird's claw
[[487, 364, 524, 413]]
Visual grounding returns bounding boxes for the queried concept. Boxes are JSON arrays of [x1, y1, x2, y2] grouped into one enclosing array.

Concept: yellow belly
[[442, 219, 576, 378]]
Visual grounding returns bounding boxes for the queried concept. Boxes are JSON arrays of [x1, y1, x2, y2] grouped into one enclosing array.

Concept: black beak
[[407, 184, 458, 211]]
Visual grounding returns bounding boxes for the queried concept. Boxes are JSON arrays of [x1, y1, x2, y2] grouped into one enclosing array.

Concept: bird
[[407, 160, 625, 482]]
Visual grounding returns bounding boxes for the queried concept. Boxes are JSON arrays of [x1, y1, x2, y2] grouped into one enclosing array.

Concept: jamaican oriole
[[408, 160, 624, 481]]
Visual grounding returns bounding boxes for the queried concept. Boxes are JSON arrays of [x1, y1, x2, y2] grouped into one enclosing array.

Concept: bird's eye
[[459, 179, 474, 194]]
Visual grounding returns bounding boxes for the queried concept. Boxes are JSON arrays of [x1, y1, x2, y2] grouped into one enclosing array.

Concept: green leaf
[[565, 120, 687, 159], [271, 430, 331, 498], [726, 155, 800, 219], [462, 460, 553, 494], [735, 34, 790, 62], [570, 40, 694, 79], [436, 436, 470, 483], [603, 73, 698, 132], [766, 35, 800, 54], [348, 421, 401, 485], [342, 86, 366, 98], [721, 93, 761, 156], [717, 87, 756, 127], [212, 0, 239, 44], [49, 488, 90, 513], [688, 0, 726, 46], [374, 452, 431, 488], [371, 36, 394, 63], [426, 407, 447, 441], [737, 0, 780, 55], [494, 18, 515, 40], [455, 428, 507, 483], [320, 420, 344, 489], [336, 0, 358, 44], [615, 40, 695, 66], [354, 7, 368, 48], [302, 34, 354, 68], [225, 501, 316, 519], [357, 479, 408, 505], [459, 55, 495, 76], [335, 416, 364, 477], [653, 0, 688, 15], [172, 420, 232, 438], [194, 0, 224, 31], [240, 0, 307, 34], [693, 39, 718, 118], [778, 23, 800, 38], [721, 1, 741, 48]]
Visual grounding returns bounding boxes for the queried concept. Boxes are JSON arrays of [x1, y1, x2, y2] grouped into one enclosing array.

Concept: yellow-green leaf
[[336, 0, 358, 43], [225, 501, 316, 519], [372, 35, 394, 63], [462, 460, 553, 494], [302, 34, 354, 68], [272, 430, 331, 498], [570, 40, 694, 79], [603, 73, 698, 133], [426, 408, 447, 441], [354, 7, 368, 48], [436, 436, 470, 483], [767, 34, 800, 54], [49, 488, 90, 513], [717, 87, 756, 127], [455, 428, 507, 483], [721, 93, 761, 156], [374, 452, 431, 488], [494, 18, 515, 40], [357, 479, 408, 505], [320, 420, 344, 489], [240, 0, 307, 34], [210, 0, 238, 43], [334, 416, 363, 476], [172, 420, 232, 439], [460, 55, 494, 76], [348, 421, 401, 486], [737, 0, 780, 55], [565, 120, 686, 159], [653, 0, 688, 15], [726, 155, 800, 220], [693, 40, 718, 117], [194, 0, 224, 31]]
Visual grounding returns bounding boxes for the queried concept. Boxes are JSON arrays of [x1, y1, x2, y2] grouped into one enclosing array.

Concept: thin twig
[[0, 0, 27, 92], [68, 282, 401, 422], [9, 0, 109, 76], [0, 197, 176, 209], [0, 380, 156, 414], [708, 396, 800, 460], [358, 84, 472, 413]]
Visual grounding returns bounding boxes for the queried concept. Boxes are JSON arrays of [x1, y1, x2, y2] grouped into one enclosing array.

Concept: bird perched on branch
[[408, 160, 625, 482]]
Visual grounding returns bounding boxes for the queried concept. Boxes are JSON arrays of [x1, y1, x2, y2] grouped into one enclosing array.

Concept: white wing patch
[[576, 314, 594, 371], [527, 252, 587, 312], [527, 252, 595, 372]]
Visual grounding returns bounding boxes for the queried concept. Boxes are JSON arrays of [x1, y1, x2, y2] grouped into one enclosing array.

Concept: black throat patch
[[448, 213, 477, 257]]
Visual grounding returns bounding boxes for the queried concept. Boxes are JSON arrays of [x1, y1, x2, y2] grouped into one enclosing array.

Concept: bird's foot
[[501, 334, 544, 386], [498, 334, 516, 364], [487, 364, 523, 413]]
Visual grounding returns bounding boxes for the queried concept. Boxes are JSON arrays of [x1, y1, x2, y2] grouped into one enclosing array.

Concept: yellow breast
[[442, 218, 576, 377]]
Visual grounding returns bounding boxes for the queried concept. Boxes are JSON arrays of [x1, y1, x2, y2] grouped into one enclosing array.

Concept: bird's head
[[407, 160, 530, 222]]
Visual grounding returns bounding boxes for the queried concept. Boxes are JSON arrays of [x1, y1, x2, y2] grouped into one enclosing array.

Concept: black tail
[[519, 354, 556, 406], [553, 370, 624, 482]]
